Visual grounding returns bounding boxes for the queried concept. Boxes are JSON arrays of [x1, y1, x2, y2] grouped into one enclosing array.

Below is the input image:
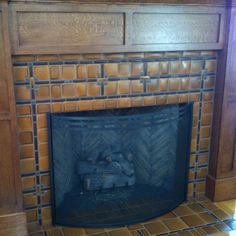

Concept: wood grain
[[10, 3, 226, 55]]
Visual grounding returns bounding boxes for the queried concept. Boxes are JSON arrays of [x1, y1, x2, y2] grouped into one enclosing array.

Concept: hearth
[[48, 104, 192, 227]]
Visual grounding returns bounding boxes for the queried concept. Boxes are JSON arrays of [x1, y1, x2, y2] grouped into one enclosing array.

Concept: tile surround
[[13, 51, 218, 235]]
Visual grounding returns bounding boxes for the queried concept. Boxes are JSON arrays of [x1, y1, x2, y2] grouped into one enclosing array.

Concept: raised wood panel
[[10, 3, 226, 54], [132, 13, 220, 44], [17, 12, 124, 47]]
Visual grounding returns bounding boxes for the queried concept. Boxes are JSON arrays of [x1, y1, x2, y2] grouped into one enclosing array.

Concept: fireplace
[[48, 103, 192, 227]]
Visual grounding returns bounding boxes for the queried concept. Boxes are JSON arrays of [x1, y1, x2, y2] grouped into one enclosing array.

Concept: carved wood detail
[[10, 3, 226, 54]]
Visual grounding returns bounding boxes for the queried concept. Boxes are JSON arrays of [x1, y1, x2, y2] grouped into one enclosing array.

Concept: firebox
[[48, 103, 193, 228]]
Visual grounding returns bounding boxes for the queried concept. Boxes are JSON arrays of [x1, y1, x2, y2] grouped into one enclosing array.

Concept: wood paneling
[[10, 3, 226, 54], [0, 1, 27, 235], [206, 5, 236, 202]]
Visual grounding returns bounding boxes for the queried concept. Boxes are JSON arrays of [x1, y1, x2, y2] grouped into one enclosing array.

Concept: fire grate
[[48, 104, 193, 228]]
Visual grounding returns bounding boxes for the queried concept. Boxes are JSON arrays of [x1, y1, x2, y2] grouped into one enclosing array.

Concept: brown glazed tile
[[13, 66, 29, 82], [104, 82, 118, 95], [144, 96, 156, 106], [156, 95, 167, 105], [188, 169, 195, 181], [49, 66, 60, 80], [78, 100, 92, 111], [23, 193, 37, 207], [180, 78, 190, 90], [147, 62, 160, 76], [167, 94, 179, 104], [188, 183, 194, 197], [165, 52, 182, 57], [92, 100, 105, 110], [63, 84, 77, 98], [20, 158, 35, 173], [145, 52, 163, 58], [191, 60, 203, 74], [21, 175, 36, 191], [204, 76, 215, 89], [52, 103, 63, 113], [83, 53, 103, 60], [20, 145, 34, 159], [159, 78, 168, 91], [51, 85, 62, 99], [199, 212, 218, 224], [170, 61, 182, 74], [198, 153, 208, 165], [109, 229, 132, 236], [41, 190, 51, 205], [127, 53, 144, 59], [16, 105, 32, 115], [181, 214, 206, 227], [34, 66, 49, 80], [205, 60, 217, 73], [195, 182, 205, 194], [202, 102, 213, 114], [105, 100, 118, 109], [203, 92, 214, 101], [200, 127, 211, 139], [131, 62, 144, 77], [169, 78, 180, 90], [64, 102, 78, 112], [179, 94, 189, 103], [88, 64, 101, 78], [39, 143, 48, 157], [19, 132, 33, 145], [147, 79, 159, 93], [77, 83, 87, 97], [104, 63, 119, 77], [183, 51, 201, 57], [182, 60, 191, 74], [38, 129, 48, 143], [163, 218, 188, 231], [87, 83, 101, 96], [62, 65, 76, 80], [35, 86, 51, 100], [17, 117, 33, 131], [201, 51, 217, 56], [119, 63, 131, 77], [41, 174, 51, 188], [199, 139, 210, 151], [25, 208, 38, 223], [160, 61, 169, 74], [131, 97, 143, 107], [27, 222, 42, 234], [13, 55, 36, 63], [105, 53, 124, 59], [37, 115, 47, 129], [37, 55, 59, 62], [174, 206, 195, 217], [118, 80, 131, 94], [190, 77, 201, 90], [39, 156, 49, 171], [37, 104, 50, 114], [201, 115, 212, 127], [144, 221, 169, 235], [117, 98, 131, 108], [131, 80, 143, 94], [15, 86, 31, 101], [62, 227, 86, 236], [189, 93, 200, 102], [77, 65, 88, 79]]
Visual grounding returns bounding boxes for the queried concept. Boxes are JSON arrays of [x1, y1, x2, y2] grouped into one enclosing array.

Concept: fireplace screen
[[48, 104, 193, 227]]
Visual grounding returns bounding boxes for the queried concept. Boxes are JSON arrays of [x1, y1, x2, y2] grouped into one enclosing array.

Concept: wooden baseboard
[[206, 175, 236, 202], [0, 212, 28, 236]]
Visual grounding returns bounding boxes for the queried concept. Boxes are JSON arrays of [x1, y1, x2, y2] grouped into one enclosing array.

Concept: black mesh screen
[[48, 103, 193, 228]]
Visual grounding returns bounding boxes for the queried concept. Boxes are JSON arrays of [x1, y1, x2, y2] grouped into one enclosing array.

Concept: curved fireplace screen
[[48, 104, 193, 228]]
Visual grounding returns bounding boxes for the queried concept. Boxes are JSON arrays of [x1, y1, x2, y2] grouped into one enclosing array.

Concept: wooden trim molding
[[9, 2, 226, 54], [0, 1, 27, 235]]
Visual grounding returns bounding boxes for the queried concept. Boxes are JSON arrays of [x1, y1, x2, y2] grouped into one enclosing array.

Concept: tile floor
[[37, 196, 236, 236]]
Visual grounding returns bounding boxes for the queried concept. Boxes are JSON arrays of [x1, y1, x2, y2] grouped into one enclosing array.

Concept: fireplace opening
[[48, 104, 193, 228]]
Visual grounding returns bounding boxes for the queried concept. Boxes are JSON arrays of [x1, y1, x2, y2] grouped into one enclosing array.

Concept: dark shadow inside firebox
[[48, 104, 193, 228]]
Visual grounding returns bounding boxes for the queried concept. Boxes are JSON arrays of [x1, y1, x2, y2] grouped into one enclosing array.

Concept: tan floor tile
[[138, 229, 150, 236], [62, 227, 86, 236], [178, 231, 194, 236], [109, 229, 132, 236], [188, 203, 205, 213], [159, 212, 177, 219], [128, 224, 143, 230], [85, 228, 105, 235], [215, 222, 232, 232], [202, 226, 220, 234], [174, 206, 195, 216], [144, 221, 169, 235], [200, 200, 219, 211], [163, 218, 188, 231], [90, 233, 109, 236], [198, 212, 218, 224], [213, 209, 232, 221], [181, 214, 206, 227]]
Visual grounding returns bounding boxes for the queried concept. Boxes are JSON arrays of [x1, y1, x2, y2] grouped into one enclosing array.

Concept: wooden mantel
[[0, 0, 235, 235]]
